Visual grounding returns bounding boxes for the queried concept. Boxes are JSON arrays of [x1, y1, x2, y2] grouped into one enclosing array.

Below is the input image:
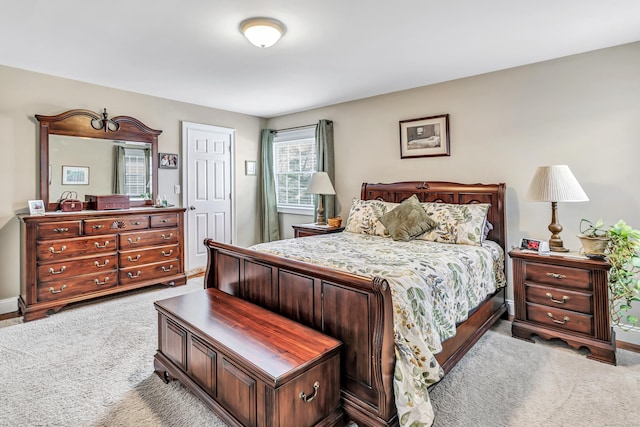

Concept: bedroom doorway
[[181, 121, 234, 273]]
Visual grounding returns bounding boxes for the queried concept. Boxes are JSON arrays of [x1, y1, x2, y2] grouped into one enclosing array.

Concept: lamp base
[[549, 245, 570, 252]]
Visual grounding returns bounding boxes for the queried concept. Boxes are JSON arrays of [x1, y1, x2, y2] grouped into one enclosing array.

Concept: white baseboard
[[506, 298, 515, 317], [0, 296, 18, 315]]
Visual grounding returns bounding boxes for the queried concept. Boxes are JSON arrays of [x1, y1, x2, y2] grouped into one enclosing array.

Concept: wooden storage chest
[[85, 194, 130, 210]]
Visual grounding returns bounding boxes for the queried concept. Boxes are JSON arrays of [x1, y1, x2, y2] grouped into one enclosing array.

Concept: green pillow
[[379, 195, 437, 241]]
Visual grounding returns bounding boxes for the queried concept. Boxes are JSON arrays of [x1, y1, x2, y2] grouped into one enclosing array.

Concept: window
[[273, 127, 317, 214], [123, 148, 149, 197]]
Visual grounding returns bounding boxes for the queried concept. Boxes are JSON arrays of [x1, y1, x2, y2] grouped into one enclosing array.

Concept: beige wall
[[0, 65, 265, 304], [267, 42, 640, 335]]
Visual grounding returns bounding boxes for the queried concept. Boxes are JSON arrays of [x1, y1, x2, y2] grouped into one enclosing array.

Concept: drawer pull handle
[[48, 245, 67, 254], [94, 278, 109, 286], [547, 313, 570, 325], [131, 221, 142, 225], [92, 225, 105, 229], [48, 266, 66, 275], [128, 271, 142, 279], [94, 260, 110, 268], [161, 265, 174, 272], [546, 272, 567, 280], [545, 293, 569, 304], [161, 233, 173, 240], [49, 285, 67, 294], [127, 237, 141, 244], [127, 255, 141, 262], [95, 241, 110, 249], [161, 219, 170, 223], [299, 381, 320, 403], [162, 250, 174, 257], [53, 227, 69, 233]]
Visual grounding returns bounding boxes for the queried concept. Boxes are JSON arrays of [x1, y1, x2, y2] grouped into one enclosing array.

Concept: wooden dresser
[[510, 249, 615, 364], [19, 207, 186, 321]]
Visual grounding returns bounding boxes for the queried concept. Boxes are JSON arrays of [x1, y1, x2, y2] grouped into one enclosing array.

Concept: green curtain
[[261, 129, 280, 242], [315, 119, 335, 222], [113, 146, 126, 194]]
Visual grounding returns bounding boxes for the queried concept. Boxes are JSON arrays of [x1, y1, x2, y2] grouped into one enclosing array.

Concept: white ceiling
[[1, 1, 639, 118]]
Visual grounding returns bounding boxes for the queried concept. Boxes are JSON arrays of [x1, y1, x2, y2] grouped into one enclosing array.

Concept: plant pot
[[576, 234, 609, 257]]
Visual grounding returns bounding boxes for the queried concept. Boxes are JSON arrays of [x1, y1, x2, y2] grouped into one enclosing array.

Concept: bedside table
[[292, 223, 344, 238], [509, 249, 615, 365]]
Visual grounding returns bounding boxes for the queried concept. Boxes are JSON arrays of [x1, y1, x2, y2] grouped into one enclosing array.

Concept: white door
[[182, 122, 234, 272]]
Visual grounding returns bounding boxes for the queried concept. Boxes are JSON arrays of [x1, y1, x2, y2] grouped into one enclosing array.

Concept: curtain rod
[[276, 123, 316, 132]]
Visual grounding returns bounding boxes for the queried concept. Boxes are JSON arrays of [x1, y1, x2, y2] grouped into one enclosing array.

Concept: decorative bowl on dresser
[[19, 207, 187, 321], [509, 248, 615, 364]]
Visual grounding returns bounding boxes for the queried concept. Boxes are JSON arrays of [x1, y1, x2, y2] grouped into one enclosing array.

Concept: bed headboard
[[361, 181, 507, 251]]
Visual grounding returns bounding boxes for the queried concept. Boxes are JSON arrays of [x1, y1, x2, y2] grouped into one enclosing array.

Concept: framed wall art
[[159, 153, 179, 169], [62, 165, 89, 185], [399, 114, 450, 159]]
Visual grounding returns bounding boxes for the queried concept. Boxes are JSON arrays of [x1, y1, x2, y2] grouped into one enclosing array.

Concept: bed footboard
[[204, 238, 398, 426]]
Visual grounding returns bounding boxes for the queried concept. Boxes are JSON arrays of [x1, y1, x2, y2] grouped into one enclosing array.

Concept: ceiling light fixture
[[240, 18, 285, 48]]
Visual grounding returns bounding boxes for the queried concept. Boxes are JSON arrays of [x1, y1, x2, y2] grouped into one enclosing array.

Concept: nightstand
[[292, 223, 344, 238], [509, 249, 615, 365]]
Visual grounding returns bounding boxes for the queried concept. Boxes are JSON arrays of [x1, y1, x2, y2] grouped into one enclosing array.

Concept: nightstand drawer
[[527, 303, 593, 335], [525, 262, 591, 290], [526, 283, 593, 314]]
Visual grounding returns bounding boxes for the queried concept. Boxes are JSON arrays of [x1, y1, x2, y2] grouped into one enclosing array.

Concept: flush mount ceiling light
[[240, 18, 285, 48]]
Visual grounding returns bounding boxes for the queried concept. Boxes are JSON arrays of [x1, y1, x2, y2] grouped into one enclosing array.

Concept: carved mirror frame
[[36, 109, 161, 211]]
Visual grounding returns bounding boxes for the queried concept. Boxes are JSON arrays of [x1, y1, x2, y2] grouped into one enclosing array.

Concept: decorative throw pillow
[[379, 195, 438, 241], [344, 198, 398, 237], [418, 202, 490, 246]]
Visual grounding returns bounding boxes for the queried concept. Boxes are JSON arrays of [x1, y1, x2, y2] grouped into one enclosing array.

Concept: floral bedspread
[[250, 232, 506, 426]]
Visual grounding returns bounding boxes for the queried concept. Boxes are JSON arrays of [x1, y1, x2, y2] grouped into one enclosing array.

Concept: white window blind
[[124, 148, 148, 197]]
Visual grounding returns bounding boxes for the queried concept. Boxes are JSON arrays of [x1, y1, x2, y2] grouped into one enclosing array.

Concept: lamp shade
[[526, 165, 589, 202], [306, 172, 336, 195], [240, 18, 285, 48]]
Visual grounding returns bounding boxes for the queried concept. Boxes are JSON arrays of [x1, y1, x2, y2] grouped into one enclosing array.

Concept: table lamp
[[306, 171, 335, 225], [526, 165, 589, 252]]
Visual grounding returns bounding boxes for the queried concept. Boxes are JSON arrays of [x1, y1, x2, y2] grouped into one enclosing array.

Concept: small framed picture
[[399, 114, 450, 159], [159, 153, 179, 169], [62, 166, 89, 185], [245, 160, 257, 176], [28, 200, 46, 216]]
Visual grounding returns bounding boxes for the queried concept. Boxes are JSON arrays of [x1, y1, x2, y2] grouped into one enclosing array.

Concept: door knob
[[189, 206, 196, 210]]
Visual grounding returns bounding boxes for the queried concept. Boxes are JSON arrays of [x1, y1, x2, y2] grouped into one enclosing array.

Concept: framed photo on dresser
[[28, 200, 45, 216]]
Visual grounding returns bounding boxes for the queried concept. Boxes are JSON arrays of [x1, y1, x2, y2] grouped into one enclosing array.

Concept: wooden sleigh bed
[[203, 181, 507, 426]]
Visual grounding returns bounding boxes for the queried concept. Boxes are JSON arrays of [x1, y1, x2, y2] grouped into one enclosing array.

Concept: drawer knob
[[53, 227, 69, 233], [127, 254, 141, 262], [95, 241, 110, 249], [131, 221, 142, 225], [161, 219, 170, 223], [546, 272, 567, 280], [128, 271, 142, 279], [92, 224, 105, 229], [545, 293, 569, 304], [94, 260, 110, 268], [161, 250, 174, 257], [48, 266, 67, 275], [48, 245, 67, 254], [161, 265, 174, 272], [299, 381, 320, 403], [161, 233, 173, 240], [127, 237, 141, 244], [547, 313, 570, 325], [94, 278, 109, 286], [49, 285, 67, 294]]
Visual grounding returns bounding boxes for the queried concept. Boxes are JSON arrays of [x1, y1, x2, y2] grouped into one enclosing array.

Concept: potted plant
[[606, 220, 640, 328], [576, 218, 609, 258]]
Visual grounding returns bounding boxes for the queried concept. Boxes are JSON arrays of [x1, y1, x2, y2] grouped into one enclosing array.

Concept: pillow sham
[[418, 202, 490, 246], [344, 198, 398, 237], [379, 195, 438, 241]]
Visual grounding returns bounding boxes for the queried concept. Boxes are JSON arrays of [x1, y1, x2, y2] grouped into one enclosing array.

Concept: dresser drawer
[[119, 228, 179, 250], [119, 244, 180, 268], [119, 260, 182, 285], [526, 283, 593, 314], [527, 303, 593, 335], [37, 270, 118, 302], [37, 221, 82, 239], [37, 235, 117, 261], [84, 216, 149, 235], [150, 213, 179, 228], [38, 254, 118, 282], [525, 261, 592, 291]]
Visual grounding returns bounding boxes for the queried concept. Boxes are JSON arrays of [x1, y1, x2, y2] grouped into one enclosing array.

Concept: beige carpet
[[1, 278, 638, 426]]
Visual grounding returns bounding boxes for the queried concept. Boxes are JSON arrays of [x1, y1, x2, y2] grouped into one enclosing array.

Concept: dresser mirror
[[36, 109, 161, 211]]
